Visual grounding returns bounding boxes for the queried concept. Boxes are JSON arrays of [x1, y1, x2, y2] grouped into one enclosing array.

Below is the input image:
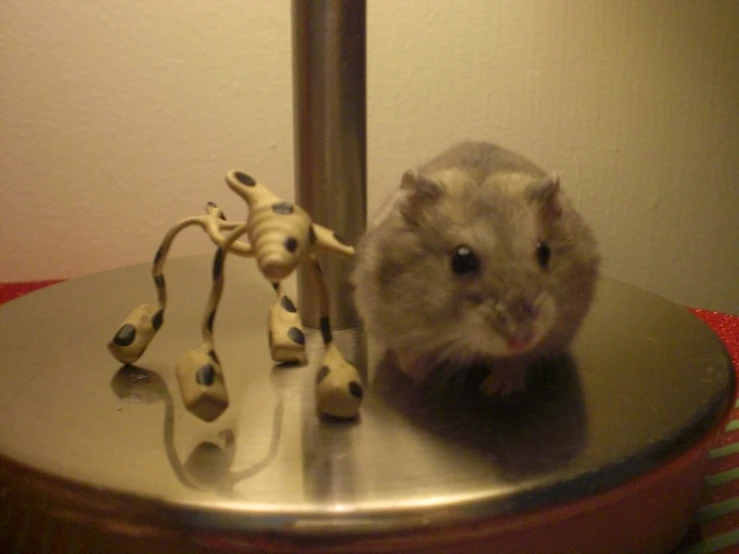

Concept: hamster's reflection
[[371, 353, 588, 479]]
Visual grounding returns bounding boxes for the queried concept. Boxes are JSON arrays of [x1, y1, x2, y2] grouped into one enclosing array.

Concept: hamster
[[351, 141, 599, 396]]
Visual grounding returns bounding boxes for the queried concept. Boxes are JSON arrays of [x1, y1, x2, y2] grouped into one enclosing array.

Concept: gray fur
[[352, 141, 600, 387]]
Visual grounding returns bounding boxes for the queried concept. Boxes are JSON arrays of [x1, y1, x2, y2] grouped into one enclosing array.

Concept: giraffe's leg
[[305, 255, 363, 419], [175, 246, 233, 422], [175, 224, 248, 422], [108, 303, 164, 364], [108, 217, 205, 364], [267, 282, 308, 365], [315, 342, 364, 419], [175, 343, 228, 422], [175, 247, 232, 422], [108, 205, 247, 366]]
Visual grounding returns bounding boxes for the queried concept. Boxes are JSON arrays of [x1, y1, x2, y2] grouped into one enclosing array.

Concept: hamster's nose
[[507, 328, 535, 351]]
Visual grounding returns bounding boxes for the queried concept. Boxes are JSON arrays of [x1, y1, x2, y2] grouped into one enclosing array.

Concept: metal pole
[[292, 0, 367, 330]]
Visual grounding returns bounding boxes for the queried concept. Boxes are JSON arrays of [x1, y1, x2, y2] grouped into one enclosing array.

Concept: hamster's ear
[[398, 169, 443, 225], [525, 173, 562, 219]]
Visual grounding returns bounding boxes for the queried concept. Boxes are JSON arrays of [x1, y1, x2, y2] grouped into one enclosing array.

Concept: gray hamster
[[352, 141, 599, 395]]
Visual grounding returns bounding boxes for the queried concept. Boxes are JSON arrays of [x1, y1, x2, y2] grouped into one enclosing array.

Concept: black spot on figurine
[[309, 225, 317, 244], [234, 171, 256, 187], [272, 202, 294, 215], [154, 274, 165, 289], [212, 248, 224, 281], [113, 324, 136, 347], [207, 311, 216, 334], [271, 281, 280, 291], [207, 201, 217, 208], [196, 365, 216, 386], [219, 211, 227, 221], [319, 316, 332, 344], [154, 247, 165, 265], [152, 309, 164, 331], [333, 232, 348, 246], [349, 381, 364, 399], [316, 365, 330, 384], [208, 349, 220, 366], [280, 295, 297, 313], [284, 237, 298, 253], [287, 326, 305, 345]]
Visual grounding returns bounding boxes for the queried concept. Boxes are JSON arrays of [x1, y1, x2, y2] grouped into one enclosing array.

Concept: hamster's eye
[[451, 245, 479, 275], [536, 240, 551, 269]]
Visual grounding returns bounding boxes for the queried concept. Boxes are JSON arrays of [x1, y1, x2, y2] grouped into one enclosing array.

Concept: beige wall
[[1, 1, 737, 314]]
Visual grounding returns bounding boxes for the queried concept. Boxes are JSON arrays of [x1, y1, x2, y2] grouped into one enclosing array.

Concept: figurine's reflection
[[110, 364, 284, 492]]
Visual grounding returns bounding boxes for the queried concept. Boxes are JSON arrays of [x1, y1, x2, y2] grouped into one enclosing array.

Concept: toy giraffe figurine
[[107, 170, 364, 422]]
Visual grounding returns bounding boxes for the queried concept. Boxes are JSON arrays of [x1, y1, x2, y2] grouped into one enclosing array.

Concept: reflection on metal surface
[[111, 364, 167, 405], [0, 256, 735, 548], [111, 364, 241, 492], [109, 334, 587, 509]]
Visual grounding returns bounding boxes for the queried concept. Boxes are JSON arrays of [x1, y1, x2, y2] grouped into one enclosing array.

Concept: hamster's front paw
[[394, 351, 438, 381], [479, 364, 528, 397]]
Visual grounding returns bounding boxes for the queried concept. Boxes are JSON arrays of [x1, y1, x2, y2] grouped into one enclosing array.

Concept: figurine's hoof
[[107, 304, 163, 364], [268, 294, 308, 364], [315, 343, 363, 419], [175, 345, 229, 422]]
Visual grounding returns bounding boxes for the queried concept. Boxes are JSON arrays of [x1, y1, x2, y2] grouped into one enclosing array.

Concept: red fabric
[[685, 308, 739, 552], [690, 307, 739, 378], [0, 280, 65, 305]]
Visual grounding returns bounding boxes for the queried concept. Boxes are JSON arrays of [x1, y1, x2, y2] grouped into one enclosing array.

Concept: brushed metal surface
[[292, 0, 367, 329], [0, 255, 734, 542]]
